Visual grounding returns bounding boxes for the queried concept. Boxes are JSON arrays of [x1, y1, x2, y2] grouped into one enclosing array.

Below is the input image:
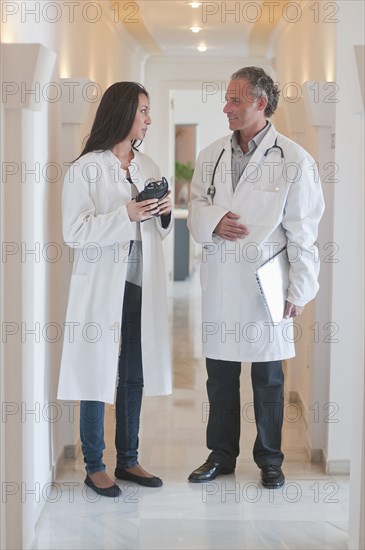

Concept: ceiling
[[116, 0, 291, 58]]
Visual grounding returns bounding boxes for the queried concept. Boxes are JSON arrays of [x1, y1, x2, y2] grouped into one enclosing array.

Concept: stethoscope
[[207, 148, 225, 202], [263, 137, 284, 159], [207, 137, 284, 204]]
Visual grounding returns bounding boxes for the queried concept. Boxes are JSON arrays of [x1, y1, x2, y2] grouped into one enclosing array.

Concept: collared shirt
[[127, 178, 142, 288], [231, 121, 272, 191]]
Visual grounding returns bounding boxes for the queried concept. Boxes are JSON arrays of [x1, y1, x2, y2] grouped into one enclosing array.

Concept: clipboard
[[255, 247, 290, 323]]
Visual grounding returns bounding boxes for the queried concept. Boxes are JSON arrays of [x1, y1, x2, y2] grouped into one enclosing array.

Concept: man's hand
[[284, 301, 304, 318], [214, 211, 249, 241]]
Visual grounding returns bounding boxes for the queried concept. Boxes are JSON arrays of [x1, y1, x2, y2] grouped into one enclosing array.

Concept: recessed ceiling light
[[190, 26, 201, 33], [197, 45, 207, 52], [189, 2, 201, 8]]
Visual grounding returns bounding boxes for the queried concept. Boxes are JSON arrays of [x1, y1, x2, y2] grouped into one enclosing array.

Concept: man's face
[[223, 79, 266, 133]]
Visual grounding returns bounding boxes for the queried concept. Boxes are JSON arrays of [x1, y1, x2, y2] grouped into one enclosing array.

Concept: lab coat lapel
[[217, 138, 234, 200], [129, 153, 146, 192]]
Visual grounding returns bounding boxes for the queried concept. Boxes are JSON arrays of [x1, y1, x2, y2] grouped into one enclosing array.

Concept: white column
[[1, 43, 56, 550], [2, 107, 24, 550], [334, 4, 364, 548], [281, 97, 311, 409], [55, 78, 94, 463], [302, 81, 337, 467]]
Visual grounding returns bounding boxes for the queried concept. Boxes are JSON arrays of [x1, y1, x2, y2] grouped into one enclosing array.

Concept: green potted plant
[[175, 161, 194, 182]]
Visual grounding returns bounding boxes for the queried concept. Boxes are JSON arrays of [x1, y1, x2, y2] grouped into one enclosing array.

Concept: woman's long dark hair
[[76, 81, 149, 160]]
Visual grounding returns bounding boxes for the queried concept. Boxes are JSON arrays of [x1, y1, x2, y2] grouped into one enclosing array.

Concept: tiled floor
[[32, 273, 349, 549]]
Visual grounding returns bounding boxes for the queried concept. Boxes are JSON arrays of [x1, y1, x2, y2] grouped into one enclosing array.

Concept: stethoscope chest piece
[[207, 185, 216, 201]]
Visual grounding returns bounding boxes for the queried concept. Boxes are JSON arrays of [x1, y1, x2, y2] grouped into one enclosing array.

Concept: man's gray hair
[[231, 66, 280, 118]]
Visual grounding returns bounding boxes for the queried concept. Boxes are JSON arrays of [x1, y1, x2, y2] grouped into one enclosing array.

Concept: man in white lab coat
[[187, 67, 324, 488]]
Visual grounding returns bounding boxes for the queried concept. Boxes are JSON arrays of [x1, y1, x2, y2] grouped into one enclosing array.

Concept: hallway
[[1, 2, 364, 548], [32, 272, 349, 550]]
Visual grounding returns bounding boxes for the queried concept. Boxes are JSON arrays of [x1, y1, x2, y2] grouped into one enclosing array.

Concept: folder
[[255, 247, 290, 323]]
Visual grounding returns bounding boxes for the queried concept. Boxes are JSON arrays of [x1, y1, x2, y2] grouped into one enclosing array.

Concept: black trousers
[[206, 358, 284, 470]]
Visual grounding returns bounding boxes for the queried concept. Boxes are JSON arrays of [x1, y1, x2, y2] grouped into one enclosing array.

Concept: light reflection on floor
[[33, 273, 349, 549]]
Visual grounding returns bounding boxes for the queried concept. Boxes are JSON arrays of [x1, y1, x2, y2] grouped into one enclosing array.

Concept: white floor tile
[[32, 274, 349, 550]]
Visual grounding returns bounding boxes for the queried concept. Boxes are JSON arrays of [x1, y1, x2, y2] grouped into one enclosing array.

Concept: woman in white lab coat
[[57, 82, 173, 497]]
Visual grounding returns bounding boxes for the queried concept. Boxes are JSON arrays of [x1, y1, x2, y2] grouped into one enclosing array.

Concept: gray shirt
[[231, 121, 271, 191]]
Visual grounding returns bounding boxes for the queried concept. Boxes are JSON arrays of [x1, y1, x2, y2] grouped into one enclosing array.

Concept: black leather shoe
[[260, 465, 285, 488], [114, 467, 163, 487], [84, 475, 121, 497], [188, 460, 235, 483]]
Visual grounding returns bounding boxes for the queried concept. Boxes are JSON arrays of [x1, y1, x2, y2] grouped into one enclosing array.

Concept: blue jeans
[[80, 401, 106, 475], [80, 282, 143, 475]]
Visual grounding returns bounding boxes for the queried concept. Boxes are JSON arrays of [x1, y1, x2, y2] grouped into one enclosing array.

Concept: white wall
[[144, 55, 273, 177], [271, 1, 337, 463], [2, 1, 363, 548], [332, 2, 364, 547], [1, 3, 148, 547], [329, 0, 364, 466], [173, 89, 230, 152], [144, 55, 273, 290], [273, 15, 365, 549]]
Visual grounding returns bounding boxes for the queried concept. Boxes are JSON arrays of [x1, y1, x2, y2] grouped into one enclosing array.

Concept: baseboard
[[288, 392, 351, 474], [64, 444, 78, 459], [325, 459, 351, 475], [288, 390, 299, 403], [54, 441, 81, 480], [289, 390, 325, 467], [310, 448, 324, 464], [288, 390, 309, 429]]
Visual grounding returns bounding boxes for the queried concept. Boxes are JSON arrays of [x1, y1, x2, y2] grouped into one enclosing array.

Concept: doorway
[[173, 124, 197, 281]]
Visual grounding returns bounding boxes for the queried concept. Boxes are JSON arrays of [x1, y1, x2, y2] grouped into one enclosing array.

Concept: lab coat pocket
[[65, 274, 88, 326], [245, 188, 286, 226]]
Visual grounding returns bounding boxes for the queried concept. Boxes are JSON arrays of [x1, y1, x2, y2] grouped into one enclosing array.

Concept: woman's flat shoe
[[84, 475, 122, 497], [114, 467, 163, 487]]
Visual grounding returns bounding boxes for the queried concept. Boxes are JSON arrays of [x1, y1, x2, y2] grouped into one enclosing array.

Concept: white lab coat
[[57, 150, 173, 404], [188, 124, 325, 362]]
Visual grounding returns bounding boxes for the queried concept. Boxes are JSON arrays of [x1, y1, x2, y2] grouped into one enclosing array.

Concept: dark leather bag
[[135, 177, 169, 203]]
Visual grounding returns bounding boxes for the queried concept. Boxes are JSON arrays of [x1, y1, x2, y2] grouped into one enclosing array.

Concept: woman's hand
[[127, 198, 160, 222], [157, 190, 172, 216]]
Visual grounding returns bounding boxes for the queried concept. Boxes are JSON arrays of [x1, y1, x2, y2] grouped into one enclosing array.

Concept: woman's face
[[128, 93, 152, 141]]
